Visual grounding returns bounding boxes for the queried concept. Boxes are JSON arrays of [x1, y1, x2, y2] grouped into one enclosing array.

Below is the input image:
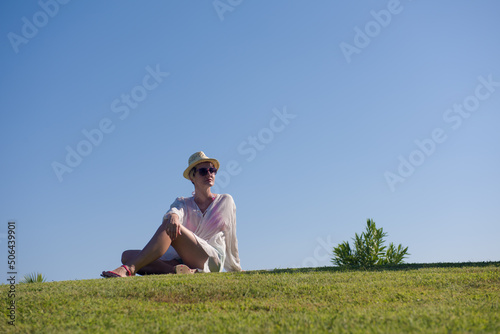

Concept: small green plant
[[21, 272, 47, 283], [332, 219, 409, 267]]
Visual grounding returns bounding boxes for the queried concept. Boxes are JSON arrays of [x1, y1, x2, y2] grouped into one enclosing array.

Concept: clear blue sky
[[1, 1, 499, 282]]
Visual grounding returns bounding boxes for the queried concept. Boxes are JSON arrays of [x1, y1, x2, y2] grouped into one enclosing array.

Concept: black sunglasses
[[195, 167, 218, 176]]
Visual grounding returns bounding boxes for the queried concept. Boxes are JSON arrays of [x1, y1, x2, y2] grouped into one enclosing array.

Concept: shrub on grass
[[21, 272, 47, 283], [332, 219, 409, 267]]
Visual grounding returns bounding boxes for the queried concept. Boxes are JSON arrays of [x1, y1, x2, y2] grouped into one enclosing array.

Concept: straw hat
[[183, 151, 220, 180]]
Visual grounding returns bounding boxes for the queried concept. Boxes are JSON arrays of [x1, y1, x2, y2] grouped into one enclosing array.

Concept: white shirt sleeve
[[164, 197, 185, 222], [223, 195, 242, 272]]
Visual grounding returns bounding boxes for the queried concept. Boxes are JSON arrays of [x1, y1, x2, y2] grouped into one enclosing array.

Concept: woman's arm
[[163, 213, 182, 240], [163, 197, 186, 240]]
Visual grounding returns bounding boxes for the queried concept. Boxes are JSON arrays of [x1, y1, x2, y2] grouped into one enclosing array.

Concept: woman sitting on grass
[[101, 151, 242, 277]]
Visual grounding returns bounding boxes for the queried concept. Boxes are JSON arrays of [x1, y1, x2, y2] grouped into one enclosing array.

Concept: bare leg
[[121, 250, 179, 275], [170, 227, 209, 270], [103, 222, 209, 277]]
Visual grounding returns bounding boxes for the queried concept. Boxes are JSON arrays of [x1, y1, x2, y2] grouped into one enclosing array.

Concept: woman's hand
[[164, 213, 182, 240]]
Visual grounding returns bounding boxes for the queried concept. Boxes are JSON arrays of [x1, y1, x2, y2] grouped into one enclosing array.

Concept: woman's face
[[191, 162, 216, 188]]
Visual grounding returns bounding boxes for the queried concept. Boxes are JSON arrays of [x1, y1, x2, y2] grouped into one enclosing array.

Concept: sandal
[[101, 265, 133, 278], [175, 264, 197, 274]]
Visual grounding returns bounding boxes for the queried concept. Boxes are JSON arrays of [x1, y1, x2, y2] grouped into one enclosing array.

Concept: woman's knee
[[121, 249, 139, 264]]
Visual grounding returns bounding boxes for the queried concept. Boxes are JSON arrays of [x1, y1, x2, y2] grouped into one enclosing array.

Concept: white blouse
[[161, 194, 242, 273]]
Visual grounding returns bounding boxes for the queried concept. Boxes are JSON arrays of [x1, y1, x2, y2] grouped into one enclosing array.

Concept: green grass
[[2, 262, 499, 333]]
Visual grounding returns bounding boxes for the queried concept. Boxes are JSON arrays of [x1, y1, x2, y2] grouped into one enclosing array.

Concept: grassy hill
[[2, 262, 499, 333]]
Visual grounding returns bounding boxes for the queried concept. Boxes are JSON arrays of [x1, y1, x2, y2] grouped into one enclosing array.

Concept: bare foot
[[101, 265, 134, 278], [175, 264, 197, 274]]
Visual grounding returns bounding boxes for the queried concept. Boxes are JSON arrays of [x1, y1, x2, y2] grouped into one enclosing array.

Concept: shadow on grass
[[244, 261, 500, 275]]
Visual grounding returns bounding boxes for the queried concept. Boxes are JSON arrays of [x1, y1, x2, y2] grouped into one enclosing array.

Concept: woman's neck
[[193, 187, 214, 202]]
